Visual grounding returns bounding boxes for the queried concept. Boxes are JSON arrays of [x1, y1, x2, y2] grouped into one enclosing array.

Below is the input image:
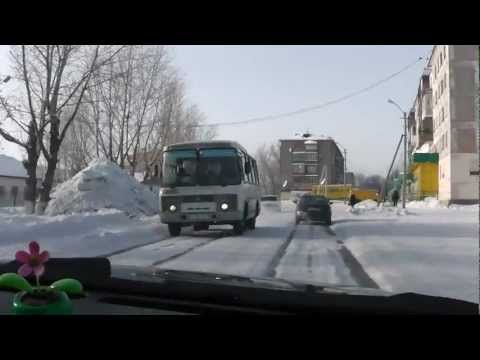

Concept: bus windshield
[[162, 148, 241, 187]]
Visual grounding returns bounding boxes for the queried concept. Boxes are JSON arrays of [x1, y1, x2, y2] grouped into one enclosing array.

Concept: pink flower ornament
[[15, 241, 49, 282]]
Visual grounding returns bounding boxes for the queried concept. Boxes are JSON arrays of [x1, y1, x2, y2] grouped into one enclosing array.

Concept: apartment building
[[279, 138, 344, 192], [428, 45, 479, 204], [408, 68, 434, 154]]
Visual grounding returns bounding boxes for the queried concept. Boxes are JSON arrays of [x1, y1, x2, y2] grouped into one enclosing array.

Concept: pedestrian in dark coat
[[349, 193, 357, 207], [392, 189, 400, 207]]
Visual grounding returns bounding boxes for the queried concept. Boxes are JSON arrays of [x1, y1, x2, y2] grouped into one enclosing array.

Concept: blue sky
[[0, 45, 432, 175]]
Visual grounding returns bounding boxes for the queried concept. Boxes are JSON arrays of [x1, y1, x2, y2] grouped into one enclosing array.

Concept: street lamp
[[387, 98, 407, 209]]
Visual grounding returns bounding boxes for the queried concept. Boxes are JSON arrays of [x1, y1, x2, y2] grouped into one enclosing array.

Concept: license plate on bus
[[188, 213, 211, 221]]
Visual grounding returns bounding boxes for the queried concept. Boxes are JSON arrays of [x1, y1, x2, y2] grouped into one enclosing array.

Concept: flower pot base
[[12, 288, 73, 315]]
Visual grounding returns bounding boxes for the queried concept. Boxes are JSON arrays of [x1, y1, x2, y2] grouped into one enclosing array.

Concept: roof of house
[[0, 154, 27, 178]]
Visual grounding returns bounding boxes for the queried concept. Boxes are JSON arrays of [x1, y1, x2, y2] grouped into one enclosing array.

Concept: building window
[[305, 165, 317, 175], [292, 152, 317, 162], [11, 186, 19, 206], [293, 175, 320, 185], [292, 163, 305, 174]]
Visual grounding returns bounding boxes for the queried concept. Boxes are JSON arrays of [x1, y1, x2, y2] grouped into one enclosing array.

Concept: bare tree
[[0, 45, 124, 214], [255, 142, 281, 195], [58, 111, 94, 179], [79, 45, 216, 181]]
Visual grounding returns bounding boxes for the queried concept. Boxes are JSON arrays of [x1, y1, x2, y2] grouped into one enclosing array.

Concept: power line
[[190, 56, 423, 128]]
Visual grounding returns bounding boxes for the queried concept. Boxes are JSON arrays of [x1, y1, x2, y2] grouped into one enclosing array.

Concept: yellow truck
[[311, 184, 378, 202]]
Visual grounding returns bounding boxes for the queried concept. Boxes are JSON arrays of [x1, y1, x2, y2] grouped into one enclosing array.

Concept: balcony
[[418, 117, 433, 144], [421, 91, 432, 119]]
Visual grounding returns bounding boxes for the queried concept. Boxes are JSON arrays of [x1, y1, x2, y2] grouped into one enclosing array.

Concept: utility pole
[[380, 134, 404, 204], [343, 148, 347, 204], [402, 111, 407, 209], [388, 99, 408, 209]]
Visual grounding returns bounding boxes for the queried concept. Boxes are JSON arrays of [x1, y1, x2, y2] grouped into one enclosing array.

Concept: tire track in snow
[[337, 245, 380, 289], [151, 231, 227, 267], [263, 227, 297, 278], [100, 237, 172, 258]]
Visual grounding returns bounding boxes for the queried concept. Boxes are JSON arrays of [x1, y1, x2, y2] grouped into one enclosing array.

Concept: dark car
[[295, 194, 332, 225]]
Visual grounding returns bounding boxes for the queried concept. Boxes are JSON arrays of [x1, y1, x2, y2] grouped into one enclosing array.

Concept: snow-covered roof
[[415, 141, 433, 154], [0, 154, 27, 178]]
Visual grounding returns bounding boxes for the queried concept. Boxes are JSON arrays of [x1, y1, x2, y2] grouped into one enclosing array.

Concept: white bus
[[159, 141, 261, 236]]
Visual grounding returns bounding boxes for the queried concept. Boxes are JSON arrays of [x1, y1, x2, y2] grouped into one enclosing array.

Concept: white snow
[[151, 206, 296, 277], [0, 154, 27, 178], [45, 159, 158, 216], [353, 199, 378, 210], [0, 192, 477, 304], [0, 207, 167, 260], [415, 141, 433, 153], [406, 197, 446, 209], [332, 202, 479, 303], [275, 225, 356, 286]]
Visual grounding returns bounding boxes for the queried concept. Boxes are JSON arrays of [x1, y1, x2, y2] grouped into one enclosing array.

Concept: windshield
[[299, 196, 328, 207], [0, 44, 478, 312], [162, 148, 241, 187]]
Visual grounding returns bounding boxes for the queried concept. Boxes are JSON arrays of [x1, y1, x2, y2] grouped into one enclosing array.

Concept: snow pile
[[448, 204, 479, 211], [353, 199, 378, 210], [348, 201, 412, 216], [45, 159, 159, 216], [0, 208, 166, 260], [407, 197, 446, 209], [0, 154, 27, 177]]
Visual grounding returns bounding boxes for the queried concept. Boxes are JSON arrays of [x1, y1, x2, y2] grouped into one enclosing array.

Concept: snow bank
[[45, 160, 159, 216], [0, 208, 167, 260], [348, 200, 411, 216], [407, 197, 446, 209], [353, 199, 378, 210]]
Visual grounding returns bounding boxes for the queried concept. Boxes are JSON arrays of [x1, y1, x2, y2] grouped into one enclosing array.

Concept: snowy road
[[275, 224, 357, 286], [108, 202, 363, 288], [109, 203, 302, 279]]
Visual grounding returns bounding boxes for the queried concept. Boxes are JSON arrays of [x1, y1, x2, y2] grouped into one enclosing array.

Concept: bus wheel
[[233, 221, 245, 235], [168, 224, 181, 237]]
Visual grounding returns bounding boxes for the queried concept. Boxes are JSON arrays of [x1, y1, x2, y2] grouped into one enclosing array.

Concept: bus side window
[[253, 160, 259, 185], [245, 159, 252, 183], [246, 154, 254, 184], [237, 150, 246, 182], [250, 158, 256, 184]]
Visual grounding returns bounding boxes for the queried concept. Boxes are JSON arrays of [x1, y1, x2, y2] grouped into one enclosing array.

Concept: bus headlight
[[220, 203, 229, 211], [169, 205, 177, 212]]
